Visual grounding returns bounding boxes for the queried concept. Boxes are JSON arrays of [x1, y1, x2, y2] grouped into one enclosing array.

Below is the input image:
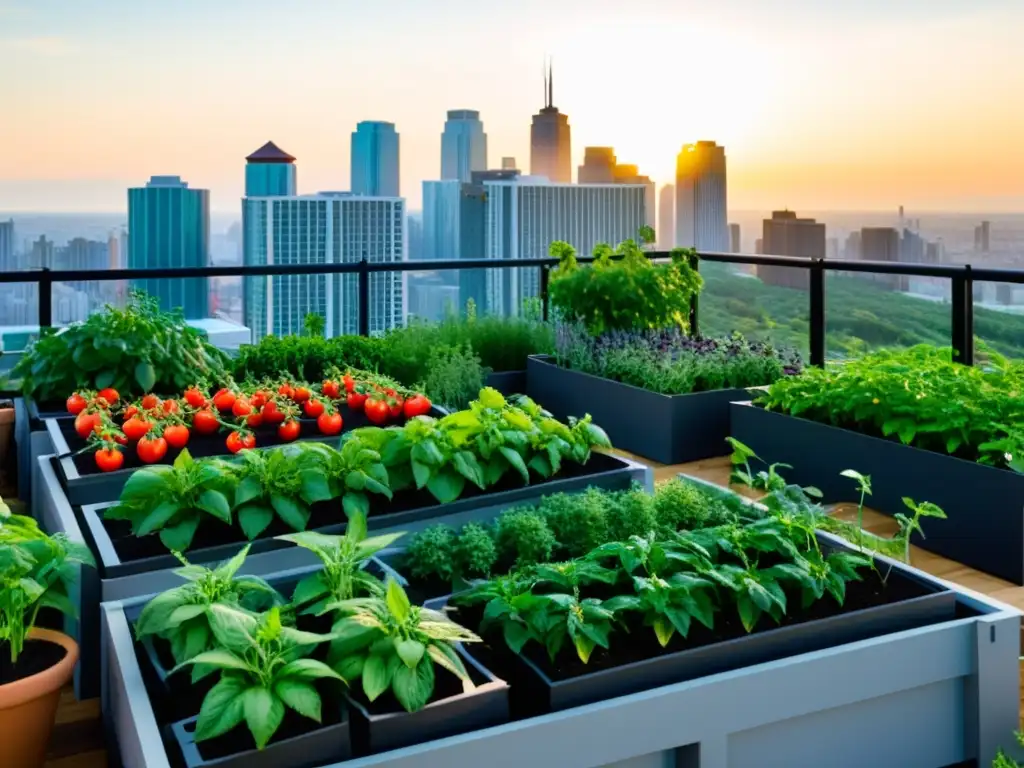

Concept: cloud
[[2, 36, 74, 56]]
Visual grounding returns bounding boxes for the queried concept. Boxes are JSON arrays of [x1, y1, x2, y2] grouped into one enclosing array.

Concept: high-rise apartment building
[[0, 219, 13, 272], [351, 121, 400, 197], [974, 220, 991, 253], [530, 65, 572, 183], [245, 141, 297, 197], [860, 227, 904, 291], [243, 193, 404, 339], [127, 175, 209, 318], [658, 185, 674, 250], [675, 141, 728, 252], [729, 223, 741, 254], [758, 211, 826, 290], [441, 110, 487, 183], [576, 147, 655, 229], [481, 179, 646, 315]]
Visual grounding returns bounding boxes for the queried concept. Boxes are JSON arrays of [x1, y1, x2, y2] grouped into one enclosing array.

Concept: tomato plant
[[122, 416, 153, 442], [137, 436, 168, 464], [74, 411, 101, 439], [226, 431, 255, 454], [303, 398, 325, 418], [163, 424, 190, 450], [364, 397, 389, 425], [98, 387, 120, 404], [292, 385, 311, 403], [277, 419, 301, 443], [322, 379, 340, 399], [212, 389, 237, 412], [193, 409, 220, 435], [317, 411, 342, 435], [346, 391, 367, 411], [141, 394, 160, 410], [95, 446, 124, 472], [184, 387, 207, 408], [403, 395, 432, 418], [231, 398, 253, 418], [66, 393, 87, 415]]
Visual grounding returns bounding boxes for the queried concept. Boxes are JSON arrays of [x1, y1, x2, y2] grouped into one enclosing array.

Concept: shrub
[[540, 489, 609, 558], [604, 487, 658, 541], [403, 525, 457, 582], [454, 523, 498, 579], [652, 479, 738, 531], [495, 509, 556, 568]]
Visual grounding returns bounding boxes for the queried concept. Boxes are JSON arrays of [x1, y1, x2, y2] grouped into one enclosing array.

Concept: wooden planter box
[[730, 401, 1024, 585], [526, 355, 748, 465], [39, 451, 650, 700], [101, 548, 1022, 767]]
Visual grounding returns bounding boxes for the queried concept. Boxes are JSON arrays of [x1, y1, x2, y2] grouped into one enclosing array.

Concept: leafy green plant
[[548, 227, 703, 335], [134, 545, 283, 675], [540, 490, 610, 559], [325, 580, 480, 713], [453, 523, 497, 580], [603, 488, 658, 542], [403, 525, 457, 584], [652, 478, 738, 531], [0, 499, 94, 663], [840, 469, 871, 549], [277, 511, 403, 614], [232, 334, 387, 383], [306, 439, 392, 521], [494, 510, 557, 569], [725, 437, 822, 498], [994, 731, 1024, 767], [106, 449, 234, 551], [174, 605, 344, 750], [421, 344, 486, 412], [894, 497, 947, 565], [14, 291, 230, 402]]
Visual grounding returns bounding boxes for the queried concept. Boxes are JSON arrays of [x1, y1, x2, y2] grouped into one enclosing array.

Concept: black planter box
[[526, 355, 749, 465], [485, 370, 526, 397], [510, 541, 956, 715], [27, 398, 72, 431], [46, 405, 446, 506], [730, 401, 1024, 584], [346, 634, 508, 756], [169, 706, 352, 768]]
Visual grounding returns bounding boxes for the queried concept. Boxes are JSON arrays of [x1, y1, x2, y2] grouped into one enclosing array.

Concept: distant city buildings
[[351, 121, 400, 197], [501, 157, 518, 171], [441, 110, 487, 183], [577, 147, 655, 229], [245, 141, 297, 197], [757, 210, 825, 290], [658, 185, 674, 250], [675, 141, 728, 252], [974, 220, 991, 253], [530, 65, 572, 183], [0, 219, 13, 272], [860, 227, 905, 291], [728, 223, 741, 254], [127, 175, 210, 319], [826, 237, 839, 260]]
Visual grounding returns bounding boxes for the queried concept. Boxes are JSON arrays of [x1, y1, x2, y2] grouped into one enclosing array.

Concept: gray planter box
[[39, 451, 650, 701], [101, 542, 1022, 768], [484, 370, 526, 396], [730, 401, 1024, 585], [15, 397, 57, 510], [526, 355, 749, 465]]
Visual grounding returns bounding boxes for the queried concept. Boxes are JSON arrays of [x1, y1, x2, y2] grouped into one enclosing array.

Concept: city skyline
[[2, 0, 1022, 213]]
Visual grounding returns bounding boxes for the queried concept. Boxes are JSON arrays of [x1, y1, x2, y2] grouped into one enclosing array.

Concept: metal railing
[[3, 251, 1024, 367]]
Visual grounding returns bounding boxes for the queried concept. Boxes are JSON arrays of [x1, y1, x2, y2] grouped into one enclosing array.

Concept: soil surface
[[0, 640, 67, 685]]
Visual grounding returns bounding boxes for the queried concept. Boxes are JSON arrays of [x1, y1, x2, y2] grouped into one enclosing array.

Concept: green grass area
[[696, 262, 1024, 358]]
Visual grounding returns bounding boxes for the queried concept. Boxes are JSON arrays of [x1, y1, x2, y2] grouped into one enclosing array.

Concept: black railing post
[[357, 259, 370, 337], [38, 267, 52, 329], [951, 265, 975, 365], [688, 252, 700, 337], [539, 265, 550, 322], [809, 258, 826, 366]]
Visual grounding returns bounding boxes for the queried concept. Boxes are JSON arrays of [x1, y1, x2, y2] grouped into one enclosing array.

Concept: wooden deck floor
[[46, 451, 1024, 767]]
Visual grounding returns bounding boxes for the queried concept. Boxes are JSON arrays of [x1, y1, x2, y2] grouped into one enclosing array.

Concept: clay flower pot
[[0, 628, 79, 768]]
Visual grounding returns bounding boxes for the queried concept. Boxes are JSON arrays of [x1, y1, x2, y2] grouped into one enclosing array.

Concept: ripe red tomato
[[232, 398, 253, 417], [365, 397, 390, 425], [95, 447, 124, 472], [162, 399, 180, 414], [137, 436, 168, 464], [75, 411, 101, 439], [113, 433, 128, 446], [246, 411, 263, 428], [226, 431, 255, 453], [212, 390, 237, 411], [66, 393, 87, 415], [343, 374, 355, 393], [277, 419, 301, 442], [292, 386, 311, 403], [184, 387, 207, 408], [122, 416, 152, 442], [193, 409, 220, 434], [261, 400, 285, 425], [346, 391, 367, 412], [163, 424, 190, 450], [141, 394, 160, 410], [389, 396, 404, 419], [303, 399, 325, 418], [278, 383, 294, 400], [403, 395, 432, 418], [317, 412, 343, 435], [123, 405, 139, 420], [322, 380, 340, 399], [98, 388, 120, 405], [250, 391, 268, 409]]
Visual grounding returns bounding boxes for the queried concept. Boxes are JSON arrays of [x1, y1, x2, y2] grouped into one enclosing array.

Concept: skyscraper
[[729, 223, 741, 254], [0, 219, 13, 272], [658, 185, 674, 250], [441, 110, 487, 183], [675, 141, 728, 252], [530, 64, 572, 183], [245, 141, 297, 197], [128, 175, 210, 319], [758, 210, 825, 290], [974, 220, 991, 253], [577, 147, 655, 229], [860, 227, 904, 291], [482, 179, 646, 315], [351, 121, 400, 197]]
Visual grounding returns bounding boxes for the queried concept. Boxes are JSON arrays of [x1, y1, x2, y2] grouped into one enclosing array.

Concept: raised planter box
[[41, 450, 650, 700], [15, 397, 57, 510], [526, 354, 749, 465], [101, 547, 1022, 768], [484, 370, 526, 397], [45, 404, 447, 506], [730, 400, 1024, 585]]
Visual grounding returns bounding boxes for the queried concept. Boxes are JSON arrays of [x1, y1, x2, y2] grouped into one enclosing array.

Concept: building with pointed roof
[[530, 62, 572, 183], [245, 141, 297, 197]]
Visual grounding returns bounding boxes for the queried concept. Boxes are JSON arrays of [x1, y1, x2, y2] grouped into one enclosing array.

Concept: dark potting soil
[[0, 640, 67, 685], [349, 652, 490, 717], [101, 450, 626, 565], [452, 571, 935, 683]]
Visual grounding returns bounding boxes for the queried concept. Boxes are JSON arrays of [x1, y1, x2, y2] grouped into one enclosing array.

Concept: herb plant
[[421, 344, 485, 412]]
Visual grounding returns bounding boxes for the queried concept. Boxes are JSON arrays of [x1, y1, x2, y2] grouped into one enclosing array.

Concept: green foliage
[[540, 490, 610, 559], [757, 344, 1024, 471], [652, 479, 736, 531], [495, 510, 557, 568], [303, 313, 326, 338], [14, 291, 230, 402], [993, 732, 1024, 767], [548, 231, 703, 334], [232, 334, 386, 384], [603, 487, 659, 542], [403, 525, 457, 583], [0, 499, 94, 663], [422, 344, 485, 411], [174, 606, 344, 749], [453, 523, 497, 579], [326, 580, 481, 713], [725, 437, 822, 499], [134, 546, 283, 677]]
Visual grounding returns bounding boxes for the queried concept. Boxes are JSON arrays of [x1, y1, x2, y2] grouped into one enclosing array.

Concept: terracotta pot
[[0, 628, 79, 768], [0, 404, 12, 470]]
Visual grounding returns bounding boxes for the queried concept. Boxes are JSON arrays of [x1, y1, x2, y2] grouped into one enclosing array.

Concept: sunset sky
[[1, 0, 1022, 213]]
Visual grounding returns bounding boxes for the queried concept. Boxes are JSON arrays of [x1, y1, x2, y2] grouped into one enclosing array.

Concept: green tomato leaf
[[134, 361, 157, 393], [392, 658, 435, 713], [273, 680, 322, 722]]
